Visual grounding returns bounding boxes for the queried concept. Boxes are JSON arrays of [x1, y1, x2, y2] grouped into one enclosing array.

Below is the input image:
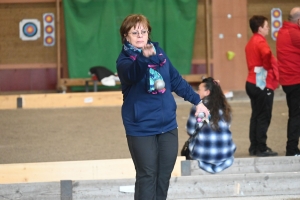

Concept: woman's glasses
[[129, 30, 149, 37]]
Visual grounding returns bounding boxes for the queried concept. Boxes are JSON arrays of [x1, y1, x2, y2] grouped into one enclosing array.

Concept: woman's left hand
[[195, 103, 210, 118]]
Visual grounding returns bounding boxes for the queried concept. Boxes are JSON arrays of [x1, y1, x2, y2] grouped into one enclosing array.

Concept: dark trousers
[[246, 82, 274, 152], [126, 129, 178, 200], [282, 84, 300, 156]]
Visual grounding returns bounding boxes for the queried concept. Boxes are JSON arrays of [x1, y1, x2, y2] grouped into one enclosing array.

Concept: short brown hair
[[119, 14, 152, 44], [249, 15, 268, 33]]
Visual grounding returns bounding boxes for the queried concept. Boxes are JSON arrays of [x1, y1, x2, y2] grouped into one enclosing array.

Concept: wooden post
[[56, 0, 61, 89], [205, 0, 211, 77]]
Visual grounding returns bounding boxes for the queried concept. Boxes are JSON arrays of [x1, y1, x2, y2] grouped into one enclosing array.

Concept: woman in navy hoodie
[[116, 14, 209, 200]]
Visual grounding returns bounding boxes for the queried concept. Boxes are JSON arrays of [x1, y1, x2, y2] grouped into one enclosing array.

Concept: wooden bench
[[58, 74, 206, 92], [58, 78, 121, 92], [182, 74, 206, 84]]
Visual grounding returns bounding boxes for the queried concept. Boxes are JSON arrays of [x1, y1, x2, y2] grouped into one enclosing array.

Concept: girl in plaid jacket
[[186, 77, 236, 174]]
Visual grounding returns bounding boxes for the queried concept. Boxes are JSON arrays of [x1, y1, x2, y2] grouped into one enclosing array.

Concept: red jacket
[[245, 33, 279, 90], [276, 21, 300, 86]]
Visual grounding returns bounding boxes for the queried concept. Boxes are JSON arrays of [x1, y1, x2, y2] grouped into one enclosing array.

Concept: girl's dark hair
[[249, 15, 268, 33], [201, 77, 232, 131], [119, 14, 152, 44]]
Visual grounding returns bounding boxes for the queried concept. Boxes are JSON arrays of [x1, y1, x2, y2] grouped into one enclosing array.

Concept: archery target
[[43, 13, 55, 46], [19, 19, 41, 41], [271, 8, 282, 41]]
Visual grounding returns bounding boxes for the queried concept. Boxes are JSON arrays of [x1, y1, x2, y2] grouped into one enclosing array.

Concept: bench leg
[[85, 81, 89, 92], [93, 81, 98, 92]]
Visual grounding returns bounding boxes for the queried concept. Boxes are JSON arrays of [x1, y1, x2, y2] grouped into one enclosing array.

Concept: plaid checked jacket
[[186, 106, 236, 174]]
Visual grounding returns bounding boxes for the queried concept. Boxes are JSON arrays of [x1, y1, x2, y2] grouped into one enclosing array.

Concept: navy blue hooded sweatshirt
[[116, 42, 201, 136]]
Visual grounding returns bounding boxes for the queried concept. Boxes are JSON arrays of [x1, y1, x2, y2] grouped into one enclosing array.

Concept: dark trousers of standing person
[[282, 84, 300, 156], [246, 82, 274, 154], [126, 128, 178, 200]]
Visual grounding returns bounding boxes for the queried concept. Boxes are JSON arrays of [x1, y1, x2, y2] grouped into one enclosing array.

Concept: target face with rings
[[271, 8, 282, 41], [45, 25, 54, 34], [23, 23, 38, 37], [44, 14, 54, 23], [19, 19, 41, 41], [43, 13, 55, 46]]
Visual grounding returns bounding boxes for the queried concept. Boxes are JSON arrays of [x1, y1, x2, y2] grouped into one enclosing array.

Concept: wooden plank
[[22, 92, 123, 108], [58, 74, 202, 91], [56, 0, 61, 89], [181, 156, 300, 176], [0, 157, 185, 184], [0, 94, 19, 109], [182, 74, 205, 83], [0, 0, 60, 3], [0, 92, 123, 109], [59, 78, 121, 87], [0, 63, 58, 70]]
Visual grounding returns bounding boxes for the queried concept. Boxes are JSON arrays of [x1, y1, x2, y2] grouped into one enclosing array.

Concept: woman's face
[[258, 20, 269, 37], [197, 83, 210, 99], [125, 23, 149, 49]]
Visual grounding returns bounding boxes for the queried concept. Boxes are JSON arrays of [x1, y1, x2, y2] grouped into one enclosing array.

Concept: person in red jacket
[[276, 7, 300, 156], [245, 15, 279, 157]]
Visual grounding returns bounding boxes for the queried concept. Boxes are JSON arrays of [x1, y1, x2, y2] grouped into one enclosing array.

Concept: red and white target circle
[[43, 13, 55, 46], [273, 31, 278, 39], [272, 10, 281, 18], [45, 25, 54, 34], [44, 14, 54, 23], [271, 8, 282, 41], [45, 36, 54, 44], [273, 20, 281, 28]]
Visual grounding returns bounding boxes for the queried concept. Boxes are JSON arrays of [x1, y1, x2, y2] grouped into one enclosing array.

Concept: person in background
[[245, 15, 279, 157], [186, 77, 236, 174], [116, 14, 209, 200], [276, 7, 300, 156]]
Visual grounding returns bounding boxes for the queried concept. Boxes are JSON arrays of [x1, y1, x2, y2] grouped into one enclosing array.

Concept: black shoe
[[286, 149, 300, 156], [249, 150, 256, 156], [256, 147, 278, 157]]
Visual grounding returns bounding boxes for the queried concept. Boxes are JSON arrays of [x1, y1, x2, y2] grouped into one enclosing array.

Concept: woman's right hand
[[142, 44, 156, 57]]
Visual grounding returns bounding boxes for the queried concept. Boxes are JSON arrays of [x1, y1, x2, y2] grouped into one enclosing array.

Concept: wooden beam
[[205, 0, 212, 76], [0, 95, 19, 109], [0, 157, 185, 184], [0, 0, 61, 3], [0, 63, 58, 70], [182, 74, 205, 83], [56, 0, 61, 89], [59, 78, 121, 87], [192, 59, 213, 64], [0, 92, 124, 109], [58, 74, 203, 91], [59, 74, 203, 89]]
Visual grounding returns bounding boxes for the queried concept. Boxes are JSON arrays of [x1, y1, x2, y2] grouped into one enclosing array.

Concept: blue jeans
[[126, 128, 178, 200]]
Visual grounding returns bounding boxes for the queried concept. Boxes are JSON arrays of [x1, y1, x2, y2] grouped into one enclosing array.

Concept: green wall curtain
[[63, 0, 197, 79]]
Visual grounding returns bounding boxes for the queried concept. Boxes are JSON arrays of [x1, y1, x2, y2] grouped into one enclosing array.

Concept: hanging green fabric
[[63, 0, 197, 81]]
